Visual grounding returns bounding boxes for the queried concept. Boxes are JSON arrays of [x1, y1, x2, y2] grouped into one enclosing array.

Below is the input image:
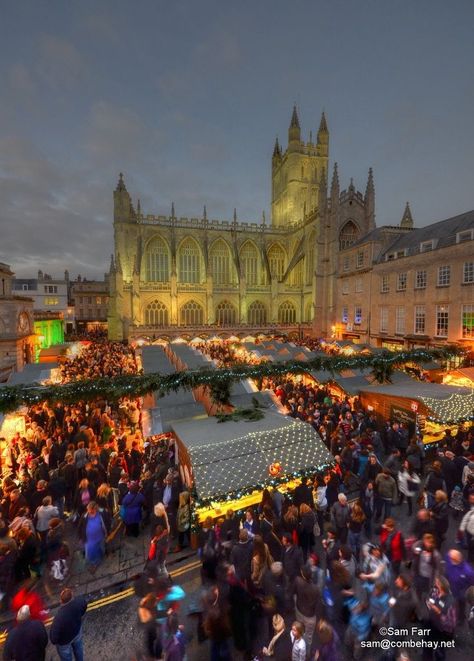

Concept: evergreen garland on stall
[[0, 345, 463, 414]]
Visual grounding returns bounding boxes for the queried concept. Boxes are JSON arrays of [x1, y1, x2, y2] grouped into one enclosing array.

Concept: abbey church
[[107, 108, 401, 341]]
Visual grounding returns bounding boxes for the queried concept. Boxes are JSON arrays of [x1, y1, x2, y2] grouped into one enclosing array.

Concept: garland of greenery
[[0, 345, 463, 414], [215, 399, 266, 423]]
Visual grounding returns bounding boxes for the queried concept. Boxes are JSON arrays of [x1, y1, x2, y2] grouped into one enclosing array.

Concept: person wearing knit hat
[[4, 602, 48, 661]]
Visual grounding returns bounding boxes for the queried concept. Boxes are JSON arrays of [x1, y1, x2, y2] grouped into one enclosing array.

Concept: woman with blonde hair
[[96, 483, 114, 513], [251, 534, 273, 589], [261, 613, 292, 659], [151, 502, 170, 535]]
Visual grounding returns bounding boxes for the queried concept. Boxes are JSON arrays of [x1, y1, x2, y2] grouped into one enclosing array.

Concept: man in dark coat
[[281, 532, 303, 584], [4, 605, 48, 661], [293, 477, 314, 509], [50, 588, 87, 659], [230, 529, 253, 586]]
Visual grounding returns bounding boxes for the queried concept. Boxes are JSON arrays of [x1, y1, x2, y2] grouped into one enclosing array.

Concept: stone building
[[336, 208, 474, 349], [70, 276, 110, 333], [108, 108, 375, 341], [12, 270, 74, 333], [0, 263, 35, 381]]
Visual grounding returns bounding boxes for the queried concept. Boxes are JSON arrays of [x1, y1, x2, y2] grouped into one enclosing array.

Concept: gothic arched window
[[339, 221, 359, 250], [210, 240, 233, 285], [278, 301, 296, 324], [240, 241, 258, 285], [268, 244, 285, 280], [180, 300, 204, 326], [178, 238, 201, 283], [215, 300, 237, 326], [145, 300, 169, 326], [248, 301, 267, 325], [145, 237, 169, 282]]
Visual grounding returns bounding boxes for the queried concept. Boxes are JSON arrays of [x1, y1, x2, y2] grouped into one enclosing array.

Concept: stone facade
[[335, 211, 474, 348], [0, 263, 35, 381], [70, 276, 110, 331], [108, 108, 375, 341]]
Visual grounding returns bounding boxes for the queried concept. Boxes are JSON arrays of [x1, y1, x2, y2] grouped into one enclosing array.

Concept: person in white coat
[[398, 460, 421, 516]]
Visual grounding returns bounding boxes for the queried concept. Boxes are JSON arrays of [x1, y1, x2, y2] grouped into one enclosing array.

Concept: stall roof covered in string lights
[[171, 412, 334, 506], [358, 381, 474, 424]]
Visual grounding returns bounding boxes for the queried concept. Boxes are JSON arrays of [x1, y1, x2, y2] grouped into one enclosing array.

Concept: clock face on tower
[[17, 312, 30, 334]]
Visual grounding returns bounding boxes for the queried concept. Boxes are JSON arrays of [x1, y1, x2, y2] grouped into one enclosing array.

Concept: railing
[[137, 215, 305, 233], [130, 322, 313, 338]]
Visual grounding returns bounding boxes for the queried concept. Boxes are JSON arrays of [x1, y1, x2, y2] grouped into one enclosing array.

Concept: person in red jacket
[[379, 518, 405, 575]]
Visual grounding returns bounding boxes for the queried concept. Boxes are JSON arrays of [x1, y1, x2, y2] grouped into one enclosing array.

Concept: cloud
[[8, 63, 36, 96], [81, 14, 119, 43], [35, 34, 86, 90], [0, 135, 111, 278]]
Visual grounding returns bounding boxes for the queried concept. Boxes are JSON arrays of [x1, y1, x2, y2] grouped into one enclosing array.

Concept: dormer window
[[420, 240, 434, 252], [457, 230, 473, 243], [387, 253, 395, 261]]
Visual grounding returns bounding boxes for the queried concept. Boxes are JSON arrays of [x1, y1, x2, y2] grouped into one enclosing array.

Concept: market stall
[[357, 381, 474, 446], [443, 367, 474, 388], [170, 411, 334, 523]]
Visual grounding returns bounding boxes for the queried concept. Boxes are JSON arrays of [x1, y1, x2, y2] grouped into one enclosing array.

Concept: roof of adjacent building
[[378, 209, 474, 260], [346, 209, 474, 263]]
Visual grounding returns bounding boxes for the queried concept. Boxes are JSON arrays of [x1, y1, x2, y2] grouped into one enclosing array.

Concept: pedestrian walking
[[50, 588, 87, 661]]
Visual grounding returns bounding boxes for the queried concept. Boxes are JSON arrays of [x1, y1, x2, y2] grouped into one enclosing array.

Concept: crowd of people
[[0, 341, 194, 659], [1, 338, 474, 660], [189, 376, 474, 660]]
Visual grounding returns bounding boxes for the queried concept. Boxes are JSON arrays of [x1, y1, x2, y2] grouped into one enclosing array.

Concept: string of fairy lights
[[0, 345, 464, 414], [421, 391, 474, 425], [189, 419, 334, 509]]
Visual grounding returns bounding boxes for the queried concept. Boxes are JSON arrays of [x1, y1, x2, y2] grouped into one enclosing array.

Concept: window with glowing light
[[462, 305, 474, 339]]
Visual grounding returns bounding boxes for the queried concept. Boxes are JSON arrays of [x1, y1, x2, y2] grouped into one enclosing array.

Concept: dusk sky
[[1, 0, 473, 278]]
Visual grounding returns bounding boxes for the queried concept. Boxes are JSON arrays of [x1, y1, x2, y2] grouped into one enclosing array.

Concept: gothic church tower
[[271, 107, 329, 227]]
